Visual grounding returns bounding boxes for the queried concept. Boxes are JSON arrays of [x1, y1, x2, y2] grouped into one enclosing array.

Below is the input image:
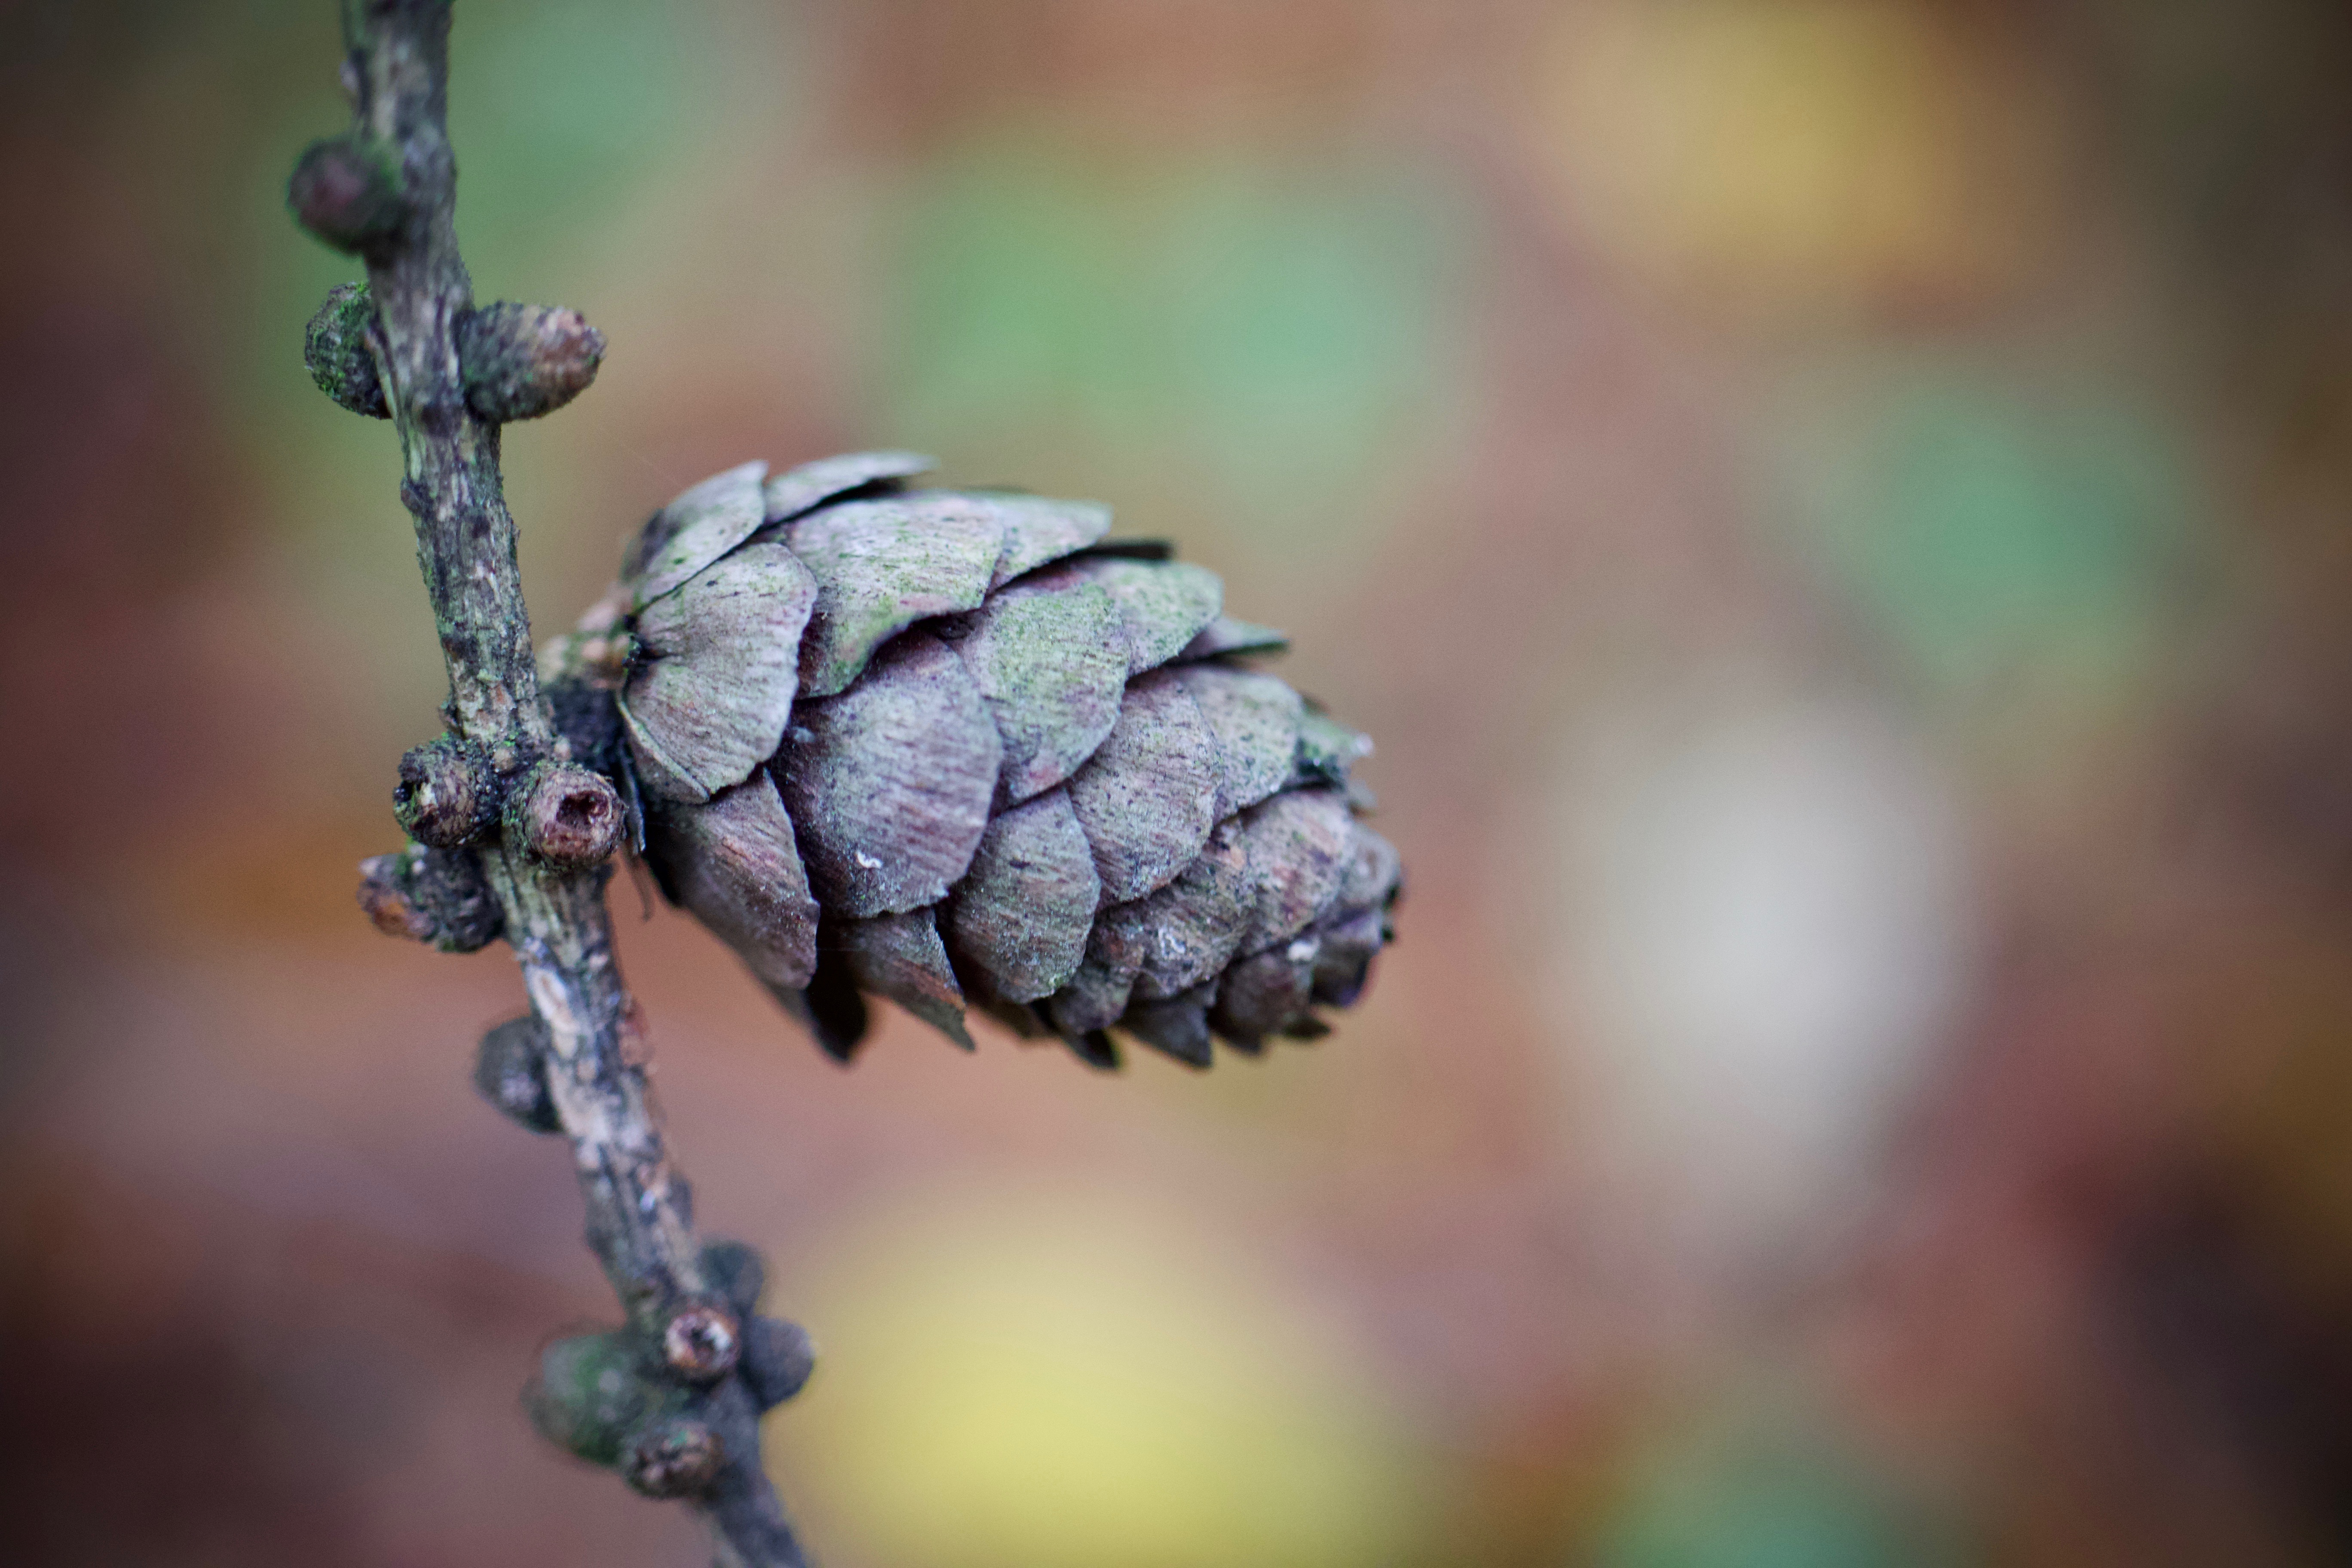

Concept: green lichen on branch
[[304, 282, 389, 417]]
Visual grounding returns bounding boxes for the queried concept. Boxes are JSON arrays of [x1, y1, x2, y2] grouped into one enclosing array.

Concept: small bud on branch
[[304, 282, 390, 418], [288, 134, 408, 254], [306, 283, 606, 426], [701, 1240, 767, 1314], [356, 843, 503, 952], [527, 1331, 652, 1466], [393, 735, 501, 847], [741, 1315, 817, 1411], [458, 301, 606, 422], [474, 1014, 561, 1133]]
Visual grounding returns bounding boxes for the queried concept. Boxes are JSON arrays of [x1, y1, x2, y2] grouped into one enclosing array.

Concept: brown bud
[[620, 1418, 723, 1498], [508, 762, 624, 869], [288, 135, 407, 254], [457, 302, 606, 423], [357, 844, 503, 953], [303, 282, 389, 419], [393, 736, 500, 848], [358, 863, 436, 942]]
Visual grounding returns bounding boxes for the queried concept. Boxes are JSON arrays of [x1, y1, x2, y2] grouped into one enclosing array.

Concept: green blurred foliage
[[1596, 1401, 1970, 1568], [887, 135, 1464, 567], [1776, 363, 2197, 701], [447, 0, 710, 263]]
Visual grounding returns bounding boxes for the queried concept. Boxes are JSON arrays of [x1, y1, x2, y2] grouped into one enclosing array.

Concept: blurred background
[[7, 0, 2352, 1563]]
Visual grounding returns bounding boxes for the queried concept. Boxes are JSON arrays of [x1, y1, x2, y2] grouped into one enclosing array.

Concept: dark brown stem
[[312, 4, 809, 1561]]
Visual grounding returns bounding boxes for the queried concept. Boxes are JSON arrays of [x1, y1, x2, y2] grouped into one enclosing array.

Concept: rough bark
[[300, 3, 810, 1562]]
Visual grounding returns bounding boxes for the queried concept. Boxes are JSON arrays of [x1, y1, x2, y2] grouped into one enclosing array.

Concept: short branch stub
[[394, 735, 502, 848], [622, 1418, 726, 1499], [507, 762, 625, 869], [356, 843, 503, 952], [662, 1302, 743, 1383]]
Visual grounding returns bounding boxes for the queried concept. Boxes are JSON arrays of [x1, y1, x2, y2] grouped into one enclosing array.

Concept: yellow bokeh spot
[[1526, 0, 2058, 323], [768, 1187, 1424, 1568]]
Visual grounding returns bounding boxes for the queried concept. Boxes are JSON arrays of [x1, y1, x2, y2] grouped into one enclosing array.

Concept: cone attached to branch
[[548, 454, 1401, 1070]]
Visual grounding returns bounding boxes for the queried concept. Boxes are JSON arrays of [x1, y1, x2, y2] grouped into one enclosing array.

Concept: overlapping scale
[[1041, 956, 1133, 1038], [631, 460, 768, 609], [784, 493, 1005, 698], [1332, 819, 1402, 913], [1172, 665, 1303, 818], [1212, 942, 1318, 1048], [642, 770, 818, 991], [776, 632, 1002, 918], [1065, 670, 1222, 904], [1090, 815, 1252, 1002], [1122, 983, 1218, 1067], [977, 493, 1115, 586], [1309, 909, 1386, 1009], [1066, 557, 1222, 674], [1177, 616, 1289, 662], [621, 542, 815, 802], [762, 450, 933, 524], [1294, 706, 1374, 791], [945, 787, 1099, 1002], [940, 566, 1127, 807], [1231, 788, 1356, 956], [835, 910, 971, 1049], [1063, 1029, 1121, 1071]]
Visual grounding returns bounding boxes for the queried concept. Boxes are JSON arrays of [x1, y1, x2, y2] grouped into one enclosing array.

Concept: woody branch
[[290, 2, 813, 1562]]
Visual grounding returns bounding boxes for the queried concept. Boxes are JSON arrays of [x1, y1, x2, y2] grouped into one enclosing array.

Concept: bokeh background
[[8, 1, 2352, 1563]]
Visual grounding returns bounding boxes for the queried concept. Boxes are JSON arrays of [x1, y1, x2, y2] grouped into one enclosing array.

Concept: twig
[[291, 3, 812, 1561]]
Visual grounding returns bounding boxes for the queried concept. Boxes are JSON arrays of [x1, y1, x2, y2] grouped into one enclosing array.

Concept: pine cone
[[548, 454, 1400, 1070]]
